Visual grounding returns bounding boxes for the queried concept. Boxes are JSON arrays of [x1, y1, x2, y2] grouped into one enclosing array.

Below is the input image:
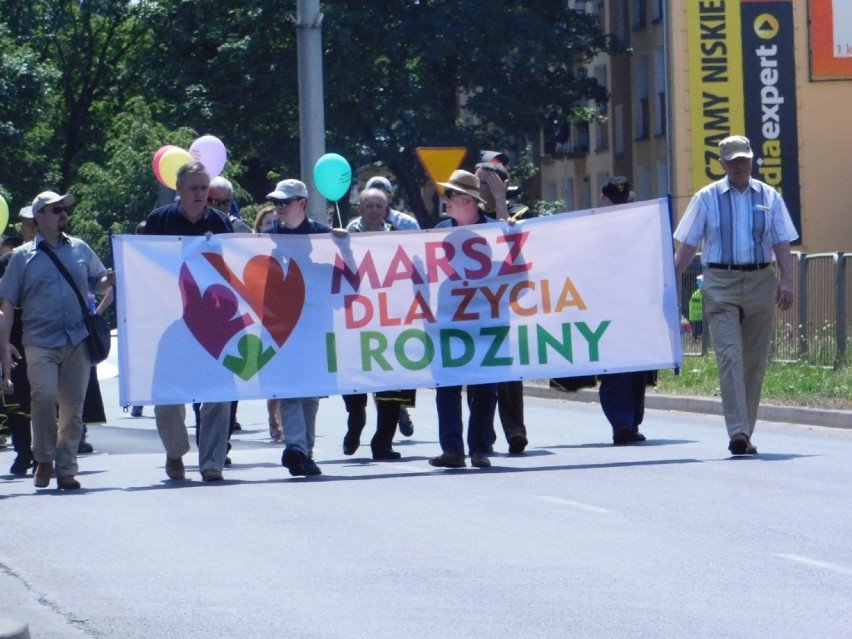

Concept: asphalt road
[[2, 359, 852, 638]]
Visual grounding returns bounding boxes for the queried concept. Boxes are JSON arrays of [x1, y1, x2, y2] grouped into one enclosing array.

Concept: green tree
[[0, 23, 58, 207], [71, 98, 197, 260], [319, 0, 623, 225], [3, 1, 624, 236], [1, 0, 158, 193]]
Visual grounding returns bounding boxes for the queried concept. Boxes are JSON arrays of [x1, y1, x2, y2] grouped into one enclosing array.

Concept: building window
[[652, 0, 663, 23], [579, 176, 592, 210], [654, 47, 666, 136], [634, 55, 649, 140], [656, 159, 668, 198], [544, 180, 558, 203], [593, 65, 609, 151], [631, 0, 647, 30], [596, 171, 610, 202], [575, 122, 590, 153], [637, 163, 651, 201], [637, 97, 650, 140], [615, 0, 629, 44], [595, 117, 610, 152], [615, 104, 625, 157]]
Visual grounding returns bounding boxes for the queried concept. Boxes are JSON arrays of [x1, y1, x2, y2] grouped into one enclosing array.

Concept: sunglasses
[[42, 205, 68, 215], [443, 190, 460, 200], [270, 197, 301, 207], [208, 198, 232, 208]]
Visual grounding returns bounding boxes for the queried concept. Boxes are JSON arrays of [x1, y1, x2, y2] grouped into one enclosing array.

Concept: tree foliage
[[1, 1, 623, 246]]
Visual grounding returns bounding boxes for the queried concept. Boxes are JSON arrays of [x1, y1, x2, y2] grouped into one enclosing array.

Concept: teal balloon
[[313, 153, 352, 201]]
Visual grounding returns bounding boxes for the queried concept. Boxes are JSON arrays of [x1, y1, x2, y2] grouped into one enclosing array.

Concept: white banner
[[114, 199, 682, 404]]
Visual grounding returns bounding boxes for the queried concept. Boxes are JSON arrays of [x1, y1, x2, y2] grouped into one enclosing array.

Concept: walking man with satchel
[[0, 190, 115, 490]]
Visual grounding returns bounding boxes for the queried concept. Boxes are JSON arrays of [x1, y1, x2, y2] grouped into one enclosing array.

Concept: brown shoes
[[58, 475, 81, 490], [471, 453, 492, 468], [33, 461, 53, 488], [428, 451, 467, 468], [34, 462, 80, 489], [165, 456, 186, 480], [201, 469, 224, 482]]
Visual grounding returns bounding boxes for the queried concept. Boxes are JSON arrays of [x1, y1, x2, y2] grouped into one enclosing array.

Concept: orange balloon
[[152, 145, 177, 187]]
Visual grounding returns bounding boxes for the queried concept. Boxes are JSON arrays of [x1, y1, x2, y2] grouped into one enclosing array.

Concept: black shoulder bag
[[38, 242, 111, 365]]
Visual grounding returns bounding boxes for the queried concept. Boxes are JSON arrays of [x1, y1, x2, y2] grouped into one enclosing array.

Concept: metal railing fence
[[679, 252, 851, 368]]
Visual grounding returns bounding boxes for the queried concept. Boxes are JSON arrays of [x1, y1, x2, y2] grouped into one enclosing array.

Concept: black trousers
[[496, 380, 526, 442], [343, 391, 413, 453]]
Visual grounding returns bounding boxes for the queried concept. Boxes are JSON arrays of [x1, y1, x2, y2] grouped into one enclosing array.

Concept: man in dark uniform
[[598, 176, 652, 445]]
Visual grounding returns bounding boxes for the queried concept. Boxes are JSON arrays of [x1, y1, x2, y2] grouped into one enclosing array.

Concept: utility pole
[[296, 0, 327, 220]]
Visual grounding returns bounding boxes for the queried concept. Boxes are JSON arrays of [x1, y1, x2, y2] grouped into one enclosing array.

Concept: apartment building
[[536, 0, 852, 252]]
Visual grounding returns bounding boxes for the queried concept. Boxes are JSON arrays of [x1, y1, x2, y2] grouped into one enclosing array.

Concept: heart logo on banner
[[178, 253, 306, 381], [179, 263, 253, 358], [202, 253, 306, 347]]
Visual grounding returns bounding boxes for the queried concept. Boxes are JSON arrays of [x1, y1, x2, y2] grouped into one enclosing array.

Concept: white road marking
[[774, 553, 852, 576], [538, 495, 610, 513]]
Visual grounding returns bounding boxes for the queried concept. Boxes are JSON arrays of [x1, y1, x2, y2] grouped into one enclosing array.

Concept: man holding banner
[[428, 170, 499, 469], [673, 135, 797, 456], [143, 161, 234, 482], [266, 178, 331, 476]]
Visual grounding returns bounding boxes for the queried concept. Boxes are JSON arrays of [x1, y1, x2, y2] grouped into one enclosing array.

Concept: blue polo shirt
[[0, 233, 107, 348], [268, 217, 332, 235], [143, 203, 233, 236]]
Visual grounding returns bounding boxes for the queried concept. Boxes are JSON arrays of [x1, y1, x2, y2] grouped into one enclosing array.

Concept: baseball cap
[[365, 176, 393, 193], [267, 179, 308, 200], [31, 191, 75, 214], [601, 176, 632, 205], [19, 206, 33, 219], [719, 135, 753, 162], [480, 150, 510, 166]]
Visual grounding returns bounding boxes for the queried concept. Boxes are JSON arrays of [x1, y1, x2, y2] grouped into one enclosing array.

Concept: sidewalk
[[523, 381, 852, 430]]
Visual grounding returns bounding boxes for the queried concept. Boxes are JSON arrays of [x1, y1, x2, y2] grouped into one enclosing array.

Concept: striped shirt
[[673, 176, 798, 265]]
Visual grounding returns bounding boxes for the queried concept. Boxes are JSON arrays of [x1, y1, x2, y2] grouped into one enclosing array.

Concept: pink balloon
[[189, 135, 227, 178], [152, 145, 177, 187]]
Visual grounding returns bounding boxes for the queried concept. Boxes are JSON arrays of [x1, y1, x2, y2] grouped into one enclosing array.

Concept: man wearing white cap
[[0, 190, 115, 489], [673, 135, 798, 456], [266, 178, 331, 476]]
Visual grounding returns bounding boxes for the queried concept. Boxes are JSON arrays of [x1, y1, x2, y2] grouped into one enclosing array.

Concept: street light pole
[[296, 0, 327, 221]]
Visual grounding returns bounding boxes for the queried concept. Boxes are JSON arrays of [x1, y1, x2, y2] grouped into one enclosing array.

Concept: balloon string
[[335, 201, 343, 228]]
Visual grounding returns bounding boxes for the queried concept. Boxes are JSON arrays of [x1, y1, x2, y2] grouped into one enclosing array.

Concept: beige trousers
[[27, 341, 91, 476], [703, 266, 777, 440]]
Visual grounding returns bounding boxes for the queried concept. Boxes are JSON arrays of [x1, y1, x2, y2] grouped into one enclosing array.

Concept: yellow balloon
[[0, 194, 9, 235], [156, 147, 193, 190]]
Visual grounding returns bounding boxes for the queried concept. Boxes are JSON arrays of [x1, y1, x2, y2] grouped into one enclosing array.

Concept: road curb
[[523, 383, 852, 430]]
